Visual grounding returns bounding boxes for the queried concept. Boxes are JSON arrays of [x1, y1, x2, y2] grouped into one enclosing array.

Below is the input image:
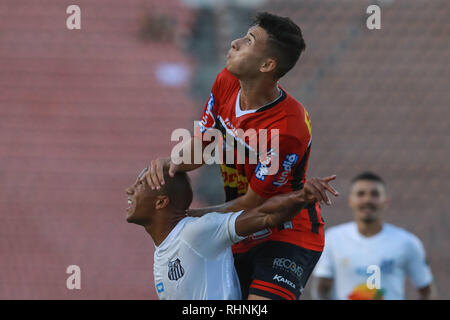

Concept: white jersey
[[153, 211, 246, 300], [313, 222, 433, 300]]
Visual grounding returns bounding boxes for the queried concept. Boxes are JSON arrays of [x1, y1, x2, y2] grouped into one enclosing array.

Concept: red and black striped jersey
[[198, 68, 324, 253]]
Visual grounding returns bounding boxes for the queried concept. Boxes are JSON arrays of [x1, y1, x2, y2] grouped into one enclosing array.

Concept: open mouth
[[127, 198, 134, 211]]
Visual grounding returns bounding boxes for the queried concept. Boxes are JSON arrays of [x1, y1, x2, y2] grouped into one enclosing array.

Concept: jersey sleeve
[[405, 234, 433, 288], [182, 211, 246, 259], [312, 230, 334, 278], [250, 134, 310, 198], [198, 68, 239, 134]]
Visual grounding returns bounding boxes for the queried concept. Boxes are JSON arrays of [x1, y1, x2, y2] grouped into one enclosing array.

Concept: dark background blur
[[0, 0, 448, 299]]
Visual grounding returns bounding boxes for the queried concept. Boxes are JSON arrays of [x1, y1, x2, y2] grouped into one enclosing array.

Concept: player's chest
[[153, 248, 191, 299], [334, 240, 407, 276], [215, 92, 274, 134]]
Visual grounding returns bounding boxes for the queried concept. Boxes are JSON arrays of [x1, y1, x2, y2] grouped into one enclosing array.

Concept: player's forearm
[[187, 197, 249, 217], [234, 190, 308, 237], [257, 190, 308, 228]]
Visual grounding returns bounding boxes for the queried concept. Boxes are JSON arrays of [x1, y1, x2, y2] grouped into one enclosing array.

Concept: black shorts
[[233, 241, 322, 300]]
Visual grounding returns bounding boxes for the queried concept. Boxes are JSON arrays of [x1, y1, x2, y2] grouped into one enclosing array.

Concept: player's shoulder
[[280, 88, 308, 116], [269, 89, 311, 138], [155, 217, 195, 255], [383, 223, 423, 246], [176, 216, 197, 235], [183, 212, 228, 235], [325, 221, 356, 238]]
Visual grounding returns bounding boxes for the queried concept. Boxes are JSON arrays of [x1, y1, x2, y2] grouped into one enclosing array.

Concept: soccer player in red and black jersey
[[146, 12, 337, 300]]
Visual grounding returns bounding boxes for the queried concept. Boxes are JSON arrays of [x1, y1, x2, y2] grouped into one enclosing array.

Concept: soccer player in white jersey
[[312, 172, 436, 300], [125, 167, 338, 300]]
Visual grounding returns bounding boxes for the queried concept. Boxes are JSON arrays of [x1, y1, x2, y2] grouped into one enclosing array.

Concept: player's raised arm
[[234, 175, 339, 237]]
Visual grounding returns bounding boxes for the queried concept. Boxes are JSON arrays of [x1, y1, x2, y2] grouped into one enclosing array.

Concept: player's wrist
[[293, 189, 307, 204]]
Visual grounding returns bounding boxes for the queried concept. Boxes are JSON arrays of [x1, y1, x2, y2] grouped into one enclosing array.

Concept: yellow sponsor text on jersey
[[304, 110, 312, 135], [220, 164, 248, 196]]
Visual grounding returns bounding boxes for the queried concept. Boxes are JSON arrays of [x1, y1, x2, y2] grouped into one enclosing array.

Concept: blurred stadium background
[[0, 0, 448, 299]]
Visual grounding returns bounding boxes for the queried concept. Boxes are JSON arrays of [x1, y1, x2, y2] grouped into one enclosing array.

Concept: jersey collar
[[235, 87, 287, 118]]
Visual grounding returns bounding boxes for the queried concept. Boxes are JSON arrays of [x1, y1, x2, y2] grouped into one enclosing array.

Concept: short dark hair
[[158, 171, 193, 211], [351, 172, 385, 186], [253, 12, 306, 79]]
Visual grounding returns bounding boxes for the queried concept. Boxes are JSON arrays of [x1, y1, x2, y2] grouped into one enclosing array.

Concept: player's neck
[[145, 210, 186, 246], [356, 220, 383, 237], [239, 78, 280, 111]]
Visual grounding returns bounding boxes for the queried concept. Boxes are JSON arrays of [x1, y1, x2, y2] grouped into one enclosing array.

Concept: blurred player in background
[[146, 12, 324, 300], [311, 172, 436, 300], [127, 167, 338, 299]]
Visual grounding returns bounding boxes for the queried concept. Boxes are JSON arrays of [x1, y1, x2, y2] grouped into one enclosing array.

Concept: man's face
[[226, 25, 271, 78], [349, 180, 388, 223], [125, 168, 156, 224]]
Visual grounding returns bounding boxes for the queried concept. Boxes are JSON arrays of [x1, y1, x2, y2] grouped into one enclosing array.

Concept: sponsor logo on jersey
[[273, 257, 304, 280], [355, 259, 395, 276], [254, 149, 276, 181], [273, 274, 296, 289], [168, 258, 185, 281], [348, 283, 385, 300], [156, 282, 165, 293], [220, 164, 248, 196], [199, 93, 216, 133], [272, 153, 299, 187], [254, 162, 268, 181]]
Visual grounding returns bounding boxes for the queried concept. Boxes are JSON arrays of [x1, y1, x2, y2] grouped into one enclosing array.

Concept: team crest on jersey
[[168, 258, 185, 281]]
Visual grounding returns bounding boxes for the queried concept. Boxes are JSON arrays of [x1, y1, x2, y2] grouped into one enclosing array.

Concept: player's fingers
[[320, 179, 340, 197], [155, 159, 165, 186], [312, 186, 326, 205], [145, 164, 155, 189], [168, 161, 178, 177], [322, 175, 337, 182], [151, 164, 163, 190], [148, 160, 162, 190], [311, 178, 331, 205]]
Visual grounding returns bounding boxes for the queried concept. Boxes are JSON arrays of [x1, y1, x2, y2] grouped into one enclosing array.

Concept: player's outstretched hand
[[145, 157, 180, 190], [303, 175, 339, 206]]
